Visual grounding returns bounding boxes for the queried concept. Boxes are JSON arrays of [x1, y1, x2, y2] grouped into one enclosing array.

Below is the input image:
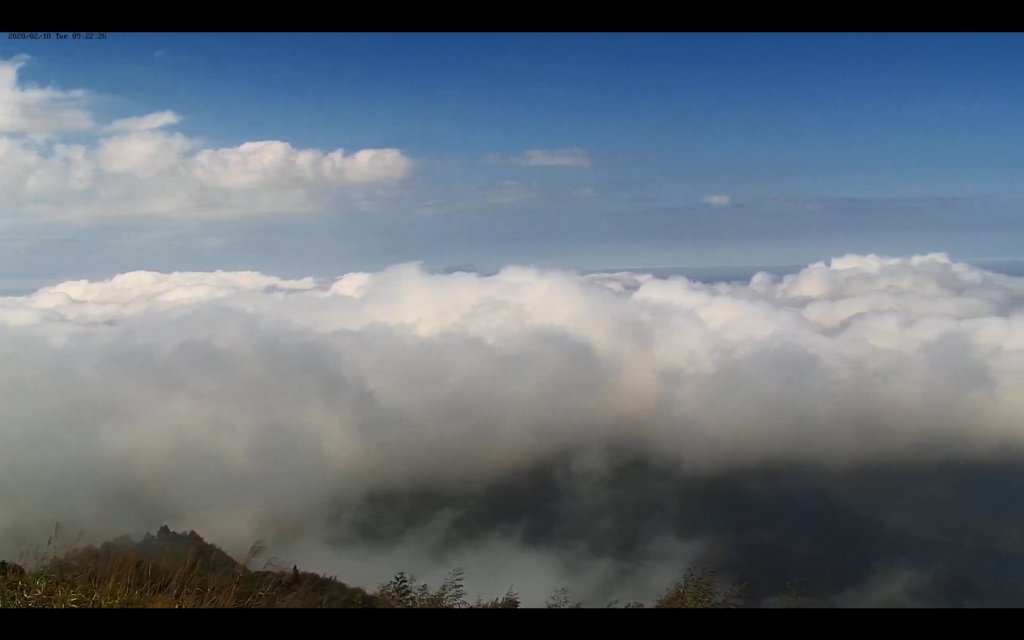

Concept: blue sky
[[2, 33, 1024, 285]]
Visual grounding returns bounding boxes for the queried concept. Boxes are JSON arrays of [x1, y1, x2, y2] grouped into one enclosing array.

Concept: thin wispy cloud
[[702, 194, 731, 207], [484, 180, 540, 205], [488, 148, 593, 168], [106, 110, 181, 133]]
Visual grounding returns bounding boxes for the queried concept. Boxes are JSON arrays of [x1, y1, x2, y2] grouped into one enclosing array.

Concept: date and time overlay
[[7, 32, 108, 40]]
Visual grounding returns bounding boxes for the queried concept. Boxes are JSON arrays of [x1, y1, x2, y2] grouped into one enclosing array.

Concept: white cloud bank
[[3, 252, 1024, 567], [0, 56, 412, 218]]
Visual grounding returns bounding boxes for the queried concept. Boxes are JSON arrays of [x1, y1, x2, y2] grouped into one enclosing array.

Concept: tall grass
[[0, 526, 751, 608]]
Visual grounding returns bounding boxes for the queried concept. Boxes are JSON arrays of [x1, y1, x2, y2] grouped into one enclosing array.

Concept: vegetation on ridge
[[0, 525, 749, 608]]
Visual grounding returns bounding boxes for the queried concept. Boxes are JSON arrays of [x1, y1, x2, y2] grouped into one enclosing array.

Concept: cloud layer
[[0, 57, 412, 218], [3, 253, 1024, 602]]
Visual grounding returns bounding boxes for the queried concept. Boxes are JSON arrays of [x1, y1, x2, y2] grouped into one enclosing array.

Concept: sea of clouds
[[3, 252, 1024, 603]]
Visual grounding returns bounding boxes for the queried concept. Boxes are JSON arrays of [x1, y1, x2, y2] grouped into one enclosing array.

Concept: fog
[[4, 252, 1024, 604]]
